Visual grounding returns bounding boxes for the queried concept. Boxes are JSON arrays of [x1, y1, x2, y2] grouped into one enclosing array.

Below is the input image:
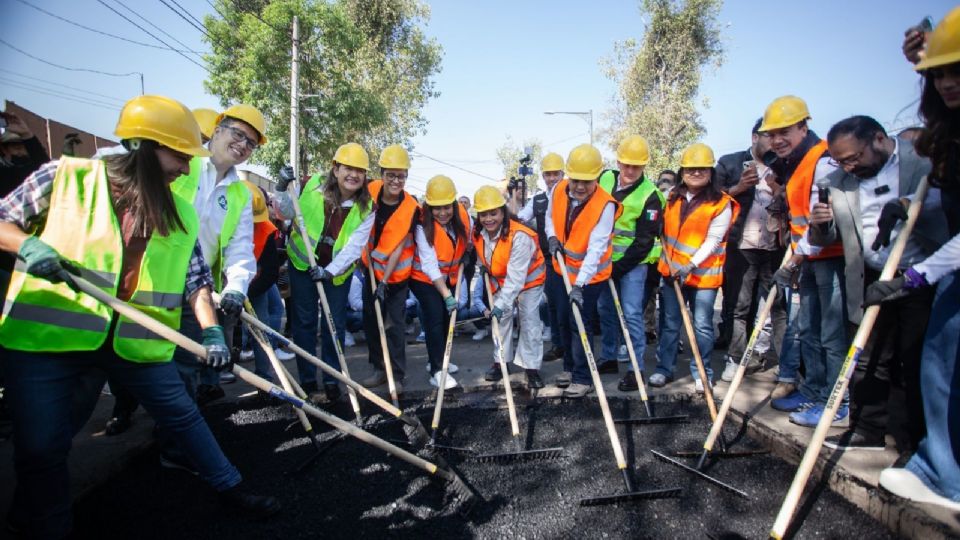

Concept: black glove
[[548, 236, 564, 259], [276, 165, 296, 192], [568, 285, 584, 310], [611, 261, 626, 282], [374, 282, 387, 304], [773, 264, 799, 293], [308, 266, 332, 283], [864, 276, 907, 306], [872, 201, 908, 251], [219, 291, 245, 317], [201, 325, 231, 370]]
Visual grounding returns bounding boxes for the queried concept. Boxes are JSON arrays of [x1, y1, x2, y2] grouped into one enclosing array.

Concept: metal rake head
[[472, 447, 565, 463], [614, 414, 690, 425], [579, 487, 683, 507]]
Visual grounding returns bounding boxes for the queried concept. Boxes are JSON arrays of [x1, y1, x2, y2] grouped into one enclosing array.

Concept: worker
[[274, 143, 375, 402], [359, 145, 420, 393], [0, 95, 279, 538], [192, 108, 219, 144], [473, 185, 547, 389], [411, 175, 471, 388], [546, 144, 621, 398], [594, 135, 665, 390], [651, 143, 739, 393]]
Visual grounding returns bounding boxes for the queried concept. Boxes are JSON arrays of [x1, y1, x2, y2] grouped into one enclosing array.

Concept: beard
[[851, 148, 890, 179]]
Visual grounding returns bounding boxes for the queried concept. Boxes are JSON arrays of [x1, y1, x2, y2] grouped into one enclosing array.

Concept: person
[[642, 173, 677, 345], [546, 144, 620, 398], [274, 143, 375, 402], [474, 186, 547, 389], [0, 95, 279, 538], [717, 119, 792, 386], [411, 175, 471, 389], [761, 96, 848, 428], [874, 10, 960, 510], [192, 108, 219, 144], [650, 143, 738, 393], [591, 136, 664, 391], [359, 145, 420, 393], [459, 195, 472, 215]]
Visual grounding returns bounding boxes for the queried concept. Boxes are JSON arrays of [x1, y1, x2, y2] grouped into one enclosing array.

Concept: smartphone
[[742, 160, 755, 171], [918, 16, 934, 33]]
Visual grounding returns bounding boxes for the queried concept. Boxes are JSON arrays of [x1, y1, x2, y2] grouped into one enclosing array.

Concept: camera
[[517, 153, 533, 177]]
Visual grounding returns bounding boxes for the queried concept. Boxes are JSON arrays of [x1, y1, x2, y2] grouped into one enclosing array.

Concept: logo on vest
[[646, 209, 659, 221], [218, 194, 228, 210]]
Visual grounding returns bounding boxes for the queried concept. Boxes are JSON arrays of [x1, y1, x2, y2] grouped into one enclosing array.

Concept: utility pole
[[289, 16, 300, 184]]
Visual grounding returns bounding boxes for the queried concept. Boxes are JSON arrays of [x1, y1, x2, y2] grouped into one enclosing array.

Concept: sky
[[2, 0, 955, 197]]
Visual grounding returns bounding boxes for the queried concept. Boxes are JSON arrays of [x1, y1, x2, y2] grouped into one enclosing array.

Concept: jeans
[[655, 281, 718, 383], [906, 271, 960, 502], [718, 246, 748, 343], [798, 257, 849, 405], [289, 265, 348, 387], [409, 280, 450, 374], [362, 274, 408, 379], [599, 264, 648, 369], [171, 302, 205, 399], [728, 249, 788, 363], [777, 287, 802, 383], [543, 264, 565, 349], [247, 288, 278, 383], [558, 281, 603, 385], [4, 346, 241, 538]]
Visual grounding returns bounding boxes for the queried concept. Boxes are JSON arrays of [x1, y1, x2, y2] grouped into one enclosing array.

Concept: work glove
[[308, 266, 332, 283], [374, 282, 387, 304], [276, 165, 296, 192], [872, 200, 908, 251], [568, 285, 584, 310], [219, 291, 246, 317], [674, 262, 697, 284], [773, 264, 799, 293], [17, 237, 74, 283], [490, 306, 504, 322], [864, 268, 929, 306], [200, 325, 231, 370], [548, 236, 564, 259], [444, 295, 457, 314]]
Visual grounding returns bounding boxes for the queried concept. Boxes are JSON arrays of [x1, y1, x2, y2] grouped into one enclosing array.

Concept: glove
[[864, 268, 929, 306], [374, 282, 387, 304], [444, 295, 457, 314], [200, 325, 231, 370], [276, 165, 296, 192], [18, 237, 70, 283], [490, 306, 504, 322], [219, 291, 245, 317], [548, 236, 564, 259], [773, 264, 799, 292], [568, 285, 584, 310], [309, 266, 332, 283], [675, 262, 697, 283], [872, 201, 908, 251]]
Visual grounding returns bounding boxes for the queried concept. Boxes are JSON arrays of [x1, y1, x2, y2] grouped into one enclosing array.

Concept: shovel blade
[[579, 487, 683, 506]]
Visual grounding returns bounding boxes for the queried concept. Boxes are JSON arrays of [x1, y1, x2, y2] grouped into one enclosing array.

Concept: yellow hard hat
[[541, 152, 564, 172], [473, 185, 506, 213], [679, 142, 716, 168], [332, 142, 370, 171], [616, 135, 650, 166], [241, 180, 269, 223], [192, 108, 219, 140], [758, 96, 811, 132], [378, 144, 411, 170], [114, 95, 210, 157], [217, 104, 267, 145], [565, 144, 603, 181], [915, 7, 960, 71], [425, 175, 457, 206]]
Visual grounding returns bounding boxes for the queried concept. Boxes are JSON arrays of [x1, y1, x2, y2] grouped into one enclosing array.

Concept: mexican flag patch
[[646, 209, 659, 221]]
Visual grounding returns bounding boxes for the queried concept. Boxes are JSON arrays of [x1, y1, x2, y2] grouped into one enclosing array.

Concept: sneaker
[[220, 371, 237, 384], [360, 370, 387, 388], [879, 467, 960, 512], [472, 328, 489, 341], [617, 344, 629, 362], [618, 372, 639, 392], [596, 360, 618, 374], [542, 346, 564, 362], [343, 332, 356, 348], [789, 404, 849, 428], [563, 383, 593, 398], [416, 331, 426, 343], [274, 348, 295, 362], [694, 379, 705, 394], [160, 451, 198, 476], [218, 482, 281, 519], [554, 371, 572, 388], [425, 363, 459, 374], [541, 326, 551, 341], [484, 364, 503, 382], [648, 373, 669, 387], [431, 371, 458, 390], [823, 430, 885, 451], [770, 381, 797, 400], [721, 359, 739, 382], [239, 348, 255, 362], [771, 390, 814, 412]]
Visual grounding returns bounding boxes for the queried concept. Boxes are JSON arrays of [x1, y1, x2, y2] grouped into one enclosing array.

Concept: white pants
[[497, 285, 544, 370]]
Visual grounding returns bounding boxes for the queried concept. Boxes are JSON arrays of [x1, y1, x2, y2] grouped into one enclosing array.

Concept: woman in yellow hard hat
[[410, 175, 472, 388], [473, 185, 547, 389], [0, 95, 279, 537], [650, 142, 739, 393], [872, 7, 960, 511]]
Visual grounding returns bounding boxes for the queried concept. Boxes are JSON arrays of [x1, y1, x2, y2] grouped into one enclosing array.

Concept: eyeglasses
[[828, 144, 869, 168], [384, 172, 407, 183], [221, 125, 258, 152]]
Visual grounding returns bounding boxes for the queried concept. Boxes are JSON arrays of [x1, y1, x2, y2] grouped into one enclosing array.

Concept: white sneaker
[[239, 349, 254, 361], [430, 371, 458, 390], [425, 363, 459, 374], [541, 326, 551, 341], [472, 328, 489, 341], [274, 348, 295, 362], [879, 467, 960, 512], [720, 359, 738, 382], [343, 332, 356, 347], [694, 378, 705, 394]]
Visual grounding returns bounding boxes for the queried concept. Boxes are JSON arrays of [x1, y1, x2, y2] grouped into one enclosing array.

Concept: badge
[[218, 194, 228, 210]]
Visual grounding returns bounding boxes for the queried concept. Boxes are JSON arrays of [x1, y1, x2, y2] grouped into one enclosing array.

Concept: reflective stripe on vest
[[0, 157, 199, 362], [474, 220, 546, 295], [657, 193, 740, 289], [599, 171, 664, 264], [550, 179, 621, 285], [361, 180, 418, 284], [784, 141, 844, 259], [411, 203, 470, 285]]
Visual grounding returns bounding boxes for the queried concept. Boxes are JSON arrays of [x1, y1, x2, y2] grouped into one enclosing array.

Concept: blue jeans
[[655, 281, 717, 382], [599, 264, 647, 369], [797, 258, 849, 405], [289, 265, 348, 387], [172, 302, 205, 398], [777, 287, 802, 383], [4, 347, 241, 538], [558, 281, 603, 385], [906, 271, 960, 502], [247, 286, 281, 383]]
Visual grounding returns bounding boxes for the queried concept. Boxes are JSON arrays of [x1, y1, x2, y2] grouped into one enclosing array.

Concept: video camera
[[506, 147, 535, 205]]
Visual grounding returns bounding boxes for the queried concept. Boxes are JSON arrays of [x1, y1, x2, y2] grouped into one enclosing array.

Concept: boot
[[525, 369, 544, 389], [219, 482, 281, 519]]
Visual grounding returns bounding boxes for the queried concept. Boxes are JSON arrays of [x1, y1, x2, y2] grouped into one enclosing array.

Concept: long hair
[[322, 165, 372, 213], [104, 140, 185, 237], [915, 72, 960, 190], [472, 205, 514, 243], [422, 202, 467, 247], [669, 168, 723, 205]]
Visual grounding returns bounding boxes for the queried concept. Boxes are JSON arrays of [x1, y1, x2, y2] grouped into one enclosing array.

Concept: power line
[[166, 0, 207, 29], [0, 37, 143, 78], [96, 0, 208, 71], [157, 0, 211, 39], [0, 68, 127, 103], [0, 77, 122, 109], [410, 151, 499, 181], [0, 80, 121, 111], [111, 0, 205, 61]]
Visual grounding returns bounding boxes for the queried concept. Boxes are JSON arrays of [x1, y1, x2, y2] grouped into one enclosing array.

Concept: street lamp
[[544, 110, 594, 146]]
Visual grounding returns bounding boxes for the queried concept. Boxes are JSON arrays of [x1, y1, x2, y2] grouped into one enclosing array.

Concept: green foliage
[[602, 0, 724, 173], [495, 137, 542, 198], [203, 0, 442, 177]]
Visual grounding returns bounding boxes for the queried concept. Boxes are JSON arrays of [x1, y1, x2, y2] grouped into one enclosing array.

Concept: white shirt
[[915, 231, 960, 283], [799, 157, 840, 256], [544, 187, 616, 286], [481, 225, 537, 311], [682, 193, 734, 266], [347, 272, 363, 311], [739, 162, 777, 250], [413, 215, 473, 282]]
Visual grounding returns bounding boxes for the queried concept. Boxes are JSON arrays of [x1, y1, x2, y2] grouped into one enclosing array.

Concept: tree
[[203, 0, 442, 176], [495, 137, 542, 200], [601, 0, 724, 174]]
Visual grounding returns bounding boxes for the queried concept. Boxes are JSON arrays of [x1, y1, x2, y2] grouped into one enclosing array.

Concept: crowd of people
[[0, 8, 958, 538]]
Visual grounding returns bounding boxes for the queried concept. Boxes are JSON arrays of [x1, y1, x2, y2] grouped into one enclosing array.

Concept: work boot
[[542, 346, 564, 362], [218, 482, 281, 519], [596, 360, 618, 374], [484, 364, 503, 382], [563, 383, 593, 399], [553, 371, 572, 388], [104, 413, 133, 436], [770, 381, 797, 401], [525, 369, 544, 389], [618, 372, 639, 392], [361, 370, 388, 388]]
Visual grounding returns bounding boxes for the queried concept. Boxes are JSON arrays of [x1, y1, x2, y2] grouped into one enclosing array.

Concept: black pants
[[729, 248, 786, 361], [362, 274, 408, 379], [850, 268, 935, 448], [409, 280, 450, 374], [718, 246, 748, 344]]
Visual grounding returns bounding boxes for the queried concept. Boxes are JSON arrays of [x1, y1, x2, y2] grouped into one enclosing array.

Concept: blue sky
[[2, 0, 955, 196]]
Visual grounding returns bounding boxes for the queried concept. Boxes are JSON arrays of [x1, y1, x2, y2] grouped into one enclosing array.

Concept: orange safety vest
[[658, 193, 741, 289], [550, 180, 621, 285], [252, 220, 278, 260], [361, 180, 418, 284], [475, 219, 546, 295], [785, 140, 844, 260], [411, 202, 470, 286]]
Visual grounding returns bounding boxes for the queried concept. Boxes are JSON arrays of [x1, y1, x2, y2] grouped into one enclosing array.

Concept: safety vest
[[550, 180, 622, 285], [1, 158, 199, 363], [361, 180, 418, 284], [286, 174, 372, 285], [474, 220, 546, 295], [599, 170, 664, 264], [785, 140, 844, 260], [253, 220, 277, 260], [657, 192, 741, 289], [170, 156, 251, 290], [411, 202, 470, 286]]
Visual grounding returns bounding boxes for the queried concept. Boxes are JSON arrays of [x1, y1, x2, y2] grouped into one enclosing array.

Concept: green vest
[[286, 174, 372, 285], [170, 156, 250, 291], [598, 170, 664, 264], [1, 157, 200, 363]]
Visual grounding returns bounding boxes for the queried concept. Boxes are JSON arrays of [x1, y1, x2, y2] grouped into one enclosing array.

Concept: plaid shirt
[[0, 160, 214, 300]]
